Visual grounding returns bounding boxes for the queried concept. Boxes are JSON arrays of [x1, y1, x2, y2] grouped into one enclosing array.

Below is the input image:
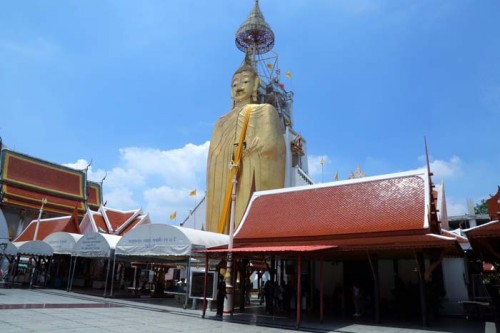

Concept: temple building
[[0, 145, 102, 242], [195, 1, 487, 326]]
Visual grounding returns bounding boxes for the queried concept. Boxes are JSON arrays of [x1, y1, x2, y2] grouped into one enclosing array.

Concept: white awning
[[9, 240, 54, 256], [115, 224, 228, 259], [4, 242, 20, 256], [43, 232, 83, 255], [73, 233, 121, 258]]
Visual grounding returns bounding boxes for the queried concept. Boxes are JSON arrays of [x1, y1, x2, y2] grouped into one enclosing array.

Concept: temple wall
[[441, 257, 468, 316]]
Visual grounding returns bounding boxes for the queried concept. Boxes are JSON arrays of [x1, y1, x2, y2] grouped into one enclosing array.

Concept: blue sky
[[1, 0, 499, 224]]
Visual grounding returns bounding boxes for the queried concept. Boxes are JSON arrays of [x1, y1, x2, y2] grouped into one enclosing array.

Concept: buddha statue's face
[[231, 71, 256, 107]]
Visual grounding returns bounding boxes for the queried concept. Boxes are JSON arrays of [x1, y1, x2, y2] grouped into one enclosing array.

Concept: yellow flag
[[189, 189, 196, 197], [285, 71, 292, 78], [334, 171, 339, 181], [169, 211, 177, 220]]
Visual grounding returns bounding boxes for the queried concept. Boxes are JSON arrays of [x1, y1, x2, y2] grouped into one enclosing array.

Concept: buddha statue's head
[[231, 53, 260, 108]]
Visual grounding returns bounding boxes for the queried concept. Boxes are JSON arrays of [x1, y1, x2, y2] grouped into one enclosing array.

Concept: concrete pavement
[[0, 288, 495, 333]]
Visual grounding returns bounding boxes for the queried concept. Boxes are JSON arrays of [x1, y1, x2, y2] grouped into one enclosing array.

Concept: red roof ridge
[[235, 169, 430, 243], [250, 169, 428, 200]]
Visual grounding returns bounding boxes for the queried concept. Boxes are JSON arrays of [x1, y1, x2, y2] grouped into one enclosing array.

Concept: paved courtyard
[[0, 288, 495, 333]]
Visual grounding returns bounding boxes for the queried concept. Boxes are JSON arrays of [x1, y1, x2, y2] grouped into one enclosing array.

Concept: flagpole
[[320, 157, 324, 183], [34, 198, 47, 240], [193, 192, 197, 230]]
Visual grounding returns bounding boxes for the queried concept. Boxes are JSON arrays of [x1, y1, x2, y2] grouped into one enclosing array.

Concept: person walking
[[216, 274, 226, 320]]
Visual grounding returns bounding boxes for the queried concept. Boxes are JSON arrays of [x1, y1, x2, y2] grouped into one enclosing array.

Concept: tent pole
[[69, 256, 78, 292], [66, 256, 73, 292], [110, 254, 117, 297], [103, 257, 111, 297], [202, 253, 209, 318], [45, 256, 52, 288], [320, 256, 324, 323], [184, 256, 191, 309], [296, 254, 302, 329]]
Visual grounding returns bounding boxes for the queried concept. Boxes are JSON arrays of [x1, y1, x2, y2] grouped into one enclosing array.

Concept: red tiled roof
[[103, 207, 137, 232], [0, 149, 102, 217], [463, 221, 500, 265], [464, 220, 500, 239], [234, 234, 460, 252], [92, 212, 108, 233], [78, 207, 149, 236], [235, 171, 428, 243], [201, 245, 336, 253], [86, 181, 103, 211], [14, 215, 80, 242], [487, 186, 500, 220], [119, 216, 149, 235]]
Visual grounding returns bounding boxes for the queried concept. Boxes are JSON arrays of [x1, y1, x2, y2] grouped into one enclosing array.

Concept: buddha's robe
[[206, 103, 286, 233]]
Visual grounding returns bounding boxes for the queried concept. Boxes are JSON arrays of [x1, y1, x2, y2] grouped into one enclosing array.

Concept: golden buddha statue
[[206, 57, 286, 234]]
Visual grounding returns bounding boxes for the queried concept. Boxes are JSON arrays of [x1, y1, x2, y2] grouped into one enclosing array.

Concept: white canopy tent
[[115, 224, 228, 259], [112, 224, 229, 300], [3, 240, 54, 288], [43, 232, 84, 290], [11, 241, 54, 256], [44, 232, 83, 255], [4, 242, 20, 256], [73, 233, 121, 258], [69, 233, 122, 296]]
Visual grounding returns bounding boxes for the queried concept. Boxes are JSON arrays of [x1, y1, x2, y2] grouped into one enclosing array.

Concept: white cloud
[[104, 187, 138, 210], [429, 156, 462, 180], [63, 159, 89, 171], [67, 142, 210, 223], [416, 155, 462, 180], [143, 186, 194, 224], [119, 141, 209, 187]]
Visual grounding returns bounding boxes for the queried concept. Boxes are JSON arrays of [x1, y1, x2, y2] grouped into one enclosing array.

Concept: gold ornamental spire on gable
[[235, 0, 275, 55]]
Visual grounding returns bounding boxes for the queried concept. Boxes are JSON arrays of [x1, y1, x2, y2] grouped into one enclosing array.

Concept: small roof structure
[[7, 240, 54, 256], [79, 206, 150, 236], [73, 232, 121, 258], [487, 186, 500, 220], [43, 232, 83, 255], [463, 220, 500, 268], [115, 224, 229, 260], [14, 208, 81, 242]]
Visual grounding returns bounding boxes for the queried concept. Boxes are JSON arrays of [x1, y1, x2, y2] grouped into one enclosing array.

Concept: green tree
[[474, 199, 488, 215]]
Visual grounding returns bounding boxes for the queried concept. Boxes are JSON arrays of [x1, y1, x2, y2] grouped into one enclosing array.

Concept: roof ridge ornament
[[235, 0, 274, 55]]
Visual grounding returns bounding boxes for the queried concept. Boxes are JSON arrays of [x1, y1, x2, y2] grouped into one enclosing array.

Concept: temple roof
[[79, 206, 150, 236], [487, 186, 500, 220], [0, 149, 103, 217], [235, 170, 431, 245], [463, 220, 500, 268], [13, 208, 80, 242]]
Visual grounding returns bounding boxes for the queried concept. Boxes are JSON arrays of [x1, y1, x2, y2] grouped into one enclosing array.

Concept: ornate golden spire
[[235, 0, 275, 55]]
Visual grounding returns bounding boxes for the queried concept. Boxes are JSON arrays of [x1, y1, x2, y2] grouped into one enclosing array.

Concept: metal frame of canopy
[[43, 232, 83, 290], [4, 240, 54, 288], [111, 224, 228, 307], [69, 233, 121, 297]]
